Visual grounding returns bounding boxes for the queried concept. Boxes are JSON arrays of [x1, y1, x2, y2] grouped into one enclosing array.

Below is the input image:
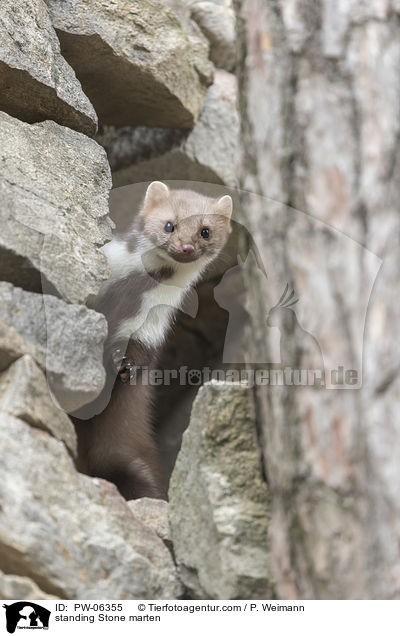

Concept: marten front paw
[[112, 349, 136, 384]]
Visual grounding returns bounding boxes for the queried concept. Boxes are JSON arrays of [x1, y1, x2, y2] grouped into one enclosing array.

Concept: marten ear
[[143, 181, 169, 212], [215, 194, 233, 220]]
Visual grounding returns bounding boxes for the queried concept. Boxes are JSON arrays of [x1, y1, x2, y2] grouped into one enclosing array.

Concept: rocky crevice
[[1, 0, 396, 601], [0, 0, 271, 601]]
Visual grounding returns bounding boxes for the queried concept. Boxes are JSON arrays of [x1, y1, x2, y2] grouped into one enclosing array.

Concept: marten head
[[139, 181, 232, 264]]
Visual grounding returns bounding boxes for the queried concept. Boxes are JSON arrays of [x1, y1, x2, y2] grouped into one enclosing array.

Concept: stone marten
[[74, 181, 232, 499]]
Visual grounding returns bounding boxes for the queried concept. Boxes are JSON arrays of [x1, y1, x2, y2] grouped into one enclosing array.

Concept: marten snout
[[181, 243, 195, 254]]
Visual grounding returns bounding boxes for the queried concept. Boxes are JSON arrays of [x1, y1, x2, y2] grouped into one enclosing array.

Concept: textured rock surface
[[0, 113, 112, 304], [111, 70, 239, 188], [238, 0, 400, 599], [0, 356, 77, 457], [0, 0, 286, 604], [0, 0, 97, 136], [128, 498, 171, 547], [0, 414, 180, 599], [0, 318, 38, 374], [0, 571, 59, 601], [45, 0, 213, 128], [169, 381, 273, 599], [189, 1, 237, 70], [0, 283, 107, 413]]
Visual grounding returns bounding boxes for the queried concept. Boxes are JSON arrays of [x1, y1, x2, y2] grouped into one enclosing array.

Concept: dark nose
[[181, 244, 195, 254]]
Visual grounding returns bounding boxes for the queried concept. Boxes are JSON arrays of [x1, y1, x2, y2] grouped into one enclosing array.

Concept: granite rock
[[0, 355, 77, 456], [0, 113, 112, 304], [0, 414, 180, 599], [111, 70, 239, 189], [0, 0, 97, 135], [128, 498, 171, 548], [169, 381, 273, 599], [0, 571, 59, 601], [45, 0, 213, 128], [0, 283, 107, 413], [189, 1, 237, 70]]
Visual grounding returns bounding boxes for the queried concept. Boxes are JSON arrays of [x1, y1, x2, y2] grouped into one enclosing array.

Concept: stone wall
[[0, 0, 397, 601], [0, 0, 249, 599]]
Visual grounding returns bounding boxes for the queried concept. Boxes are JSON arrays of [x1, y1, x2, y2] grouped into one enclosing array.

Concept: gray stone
[[128, 498, 171, 547], [0, 113, 113, 304], [45, 0, 213, 128], [0, 0, 97, 136], [169, 381, 274, 599], [0, 283, 107, 413], [0, 414, 180, 599], [0, 571, 59, 600], [189, 1, 237, 70], [112, 70, 239, 189], [0, 318, 38, 374], [0, 356, 77, 457], [96, 126, 188, 174]]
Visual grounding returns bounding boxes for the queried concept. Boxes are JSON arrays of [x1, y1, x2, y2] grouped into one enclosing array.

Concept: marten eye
[[164, 221, 174, 233], [200, 227, 210, 240]]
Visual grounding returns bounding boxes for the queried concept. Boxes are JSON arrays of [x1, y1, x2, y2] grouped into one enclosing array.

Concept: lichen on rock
[[169, 381, 274, 599]]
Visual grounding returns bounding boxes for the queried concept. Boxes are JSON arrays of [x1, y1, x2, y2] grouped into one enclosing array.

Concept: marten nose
[[181, 244, 195, 254]]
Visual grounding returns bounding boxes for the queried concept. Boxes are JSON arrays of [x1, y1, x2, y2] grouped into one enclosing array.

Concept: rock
[[0, 571, 59, 600], [0, 318, 38, 374], [0, 283, 107, 413], [0, 0, 97, 136], [169, 381, 274, 599], [164, 0, 237, 70], [111, 70, 239, 189], [45, 0, 213, 129], [0, 414, 180, 599], [189, 1, 237, 71], [0, 356, 77, 457], [128, 498, 171, 547], [96, 127, 188, 174], [182, 70, 239, 185], [0, 112, 112, 304]]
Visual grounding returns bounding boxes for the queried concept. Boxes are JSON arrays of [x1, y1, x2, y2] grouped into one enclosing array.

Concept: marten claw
[[112, 349, 136, 384], [119, 361, 136, 384], [111, 348, 125, 370]]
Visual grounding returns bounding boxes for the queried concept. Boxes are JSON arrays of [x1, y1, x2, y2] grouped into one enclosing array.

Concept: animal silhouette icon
[[3, 602, 50, 634], [267, 284, 324, 373]]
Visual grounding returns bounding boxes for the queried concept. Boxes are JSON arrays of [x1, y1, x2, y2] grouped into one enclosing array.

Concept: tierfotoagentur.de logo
[[2, 603, 50, 633]]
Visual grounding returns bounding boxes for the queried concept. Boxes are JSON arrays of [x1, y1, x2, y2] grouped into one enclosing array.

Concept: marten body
[[75, 182, 232, 499]]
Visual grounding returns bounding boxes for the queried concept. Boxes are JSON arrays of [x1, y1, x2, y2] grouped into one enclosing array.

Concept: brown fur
[[75, 183, 232, 500], [75, 341, 164, 499]]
